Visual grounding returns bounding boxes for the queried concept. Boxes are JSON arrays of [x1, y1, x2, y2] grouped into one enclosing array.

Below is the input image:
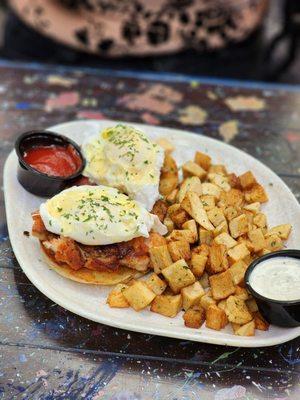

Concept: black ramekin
[[245, 250, 300, 328], [15, 130, 85, 197]]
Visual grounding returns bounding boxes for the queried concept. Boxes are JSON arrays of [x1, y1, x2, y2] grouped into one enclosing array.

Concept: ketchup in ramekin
[[15, 130, 85, 197]]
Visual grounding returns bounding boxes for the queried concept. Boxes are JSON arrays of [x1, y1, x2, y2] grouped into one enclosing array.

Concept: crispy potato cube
[[200, 195, 215, 211], [206, 305, 228, 330], [123, 281, 156, 311], [182, 161, 207, 180], [228, 243, 250, 263], [246, 298, 258, 313], [202, 182, 222, 199], [151, 199, 168, 222], [149, 245, 173, 274], [209, 270, 235, 300], [207, 207, 226, 227], [254, 312, 269, 331], [248, 228, 266, 252], [156, 138, 174, 154], [163, 216, 174, 233], [229, 260, 248, 286], [208, 164, 227, 175], [166, 188, 178, 204], [225, 295, 253, 324], [199, 228, 214, 245], [150, 294, 182, 318], [190, 253, 207, 277], [145, 273, 167, 295], [239, 171, 257, 189], [228, 173, 241, 189], [162, 259, 195, 293], [182, 219, 198, 243], [218, 299, 227, 311], [234, 286, 249, 300], [200, 291, 216, 309], [194, 151, 211, 171], [199, 272, 210, 289], [231, 322, 241, 334], [266, 224, 292, 240], [168, 240, 191, 262], [177, 176, 202, 203], [257, 248, 271, 256], [235, 320, 255, 336], [244, 202, 260, 214], [245, 184, 268, 203], [208, 173, 231, 192], [167, 229, 196, 244], [253, 213, 267, 229], [159, 154, 179, 196], [168, 204, 189, 228], [213, 221, 228, 237], [207, 243, 228, 274], [183, 307, 206, 328], [181, 281, 205, 310], [224, 206, 239, 221], [214, 232, 237, 249], [265, 235, 283, 251], [229, 214, 249, 238], [181, 192, 214, 231], [107, 284, 129, 308], [223, 189, 244, 208]]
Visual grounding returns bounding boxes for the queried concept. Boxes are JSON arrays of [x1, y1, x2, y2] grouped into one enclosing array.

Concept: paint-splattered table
[[0, 60, 299, 400]]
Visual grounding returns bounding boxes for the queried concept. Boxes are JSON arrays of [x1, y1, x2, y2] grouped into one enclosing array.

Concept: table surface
[[0, 60, 299, 400]]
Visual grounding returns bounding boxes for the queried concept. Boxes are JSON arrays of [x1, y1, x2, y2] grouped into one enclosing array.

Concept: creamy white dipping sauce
[[249, 257, 300, 302]]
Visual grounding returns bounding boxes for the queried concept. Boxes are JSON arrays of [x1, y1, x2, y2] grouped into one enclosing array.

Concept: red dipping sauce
[[23, 144, 82, 177]]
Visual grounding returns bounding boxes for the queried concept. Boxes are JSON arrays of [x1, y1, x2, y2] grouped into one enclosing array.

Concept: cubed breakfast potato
[[190, 252, 207, 277], [208, 164, 227, 175], [200, 290, 216, 309], [123, 281, 156, 311], [239, 171, 257, 189], [151, 199, 168, 222], [208, 173, 231, 192], [265, 224, 292, 240], [245, 184, 268, 203], [181, 192, 214, 231], [228, 243, 250, 263], [145, 273, 167, 295], [207, 243, 228, 274], [229, 260, 248, 286], [149, 245, 173, 274], [166, 189, 178, 204], [234, 320, 255, 336], [177, 176, 202, 203], [206, 305, 228, 330], [194, 151, 211, 171], [253, 213, 267, 228], [207, 207, 226, 227], [214, 232, 237, 249], [199, 272, 210, 289], [150, 293, 182, 318], [162, 259, 196, 293], [200, 195, 215, 211], [181, 281, 205, 310], [183, 307, 206, 328], [246, 298, 258, 313], [224, 206, 239, 221], [243, 202, 260, 214], [218, 299, 227, 311], [163, 216, 174, 233], [168, 203, 189, 228], [227, 173, 241, 189], [167, 229, 196, 244], [254, 312, 269, 331], [182, 220, 198, 243], [182, 161, 207, 180], [168, 239, 191, 261], [107, 284, 129, 308], [202, 182, 222, 199], [248, 228, 265, 252], [234, 286, 249, 300], [225, 295, 253, 324], [213, 221, 229, 237], [159, 154, 179, 196], [222, 189, 244, 208], [229, 214, 249, 238], [265, 235, 283, 251], [199, 228, 214, 245], [209, 270, 235, 300]]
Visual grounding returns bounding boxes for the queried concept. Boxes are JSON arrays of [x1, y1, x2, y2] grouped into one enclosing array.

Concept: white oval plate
[[4, 120, 300, 347]]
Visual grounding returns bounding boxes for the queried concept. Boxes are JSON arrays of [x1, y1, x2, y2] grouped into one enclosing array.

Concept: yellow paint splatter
[[207, 91, 218, 100], [219, 120, 239, 143], [179, 105, 207, 125], [225, 96, 266, 111]]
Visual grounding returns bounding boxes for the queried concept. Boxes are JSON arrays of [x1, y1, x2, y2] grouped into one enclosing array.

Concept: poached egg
[[40, 185, 167, 246], [82, 124, 164, 210]]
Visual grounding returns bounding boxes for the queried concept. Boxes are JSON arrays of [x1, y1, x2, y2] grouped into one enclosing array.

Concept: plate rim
[[4, 119, 300, 347]]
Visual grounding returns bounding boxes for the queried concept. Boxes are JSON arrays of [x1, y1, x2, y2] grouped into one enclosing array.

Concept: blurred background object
[[0, 0, 299, 83]]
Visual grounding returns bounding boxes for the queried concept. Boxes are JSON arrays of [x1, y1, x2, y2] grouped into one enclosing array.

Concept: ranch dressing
[[249, 257, 300, 301]]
